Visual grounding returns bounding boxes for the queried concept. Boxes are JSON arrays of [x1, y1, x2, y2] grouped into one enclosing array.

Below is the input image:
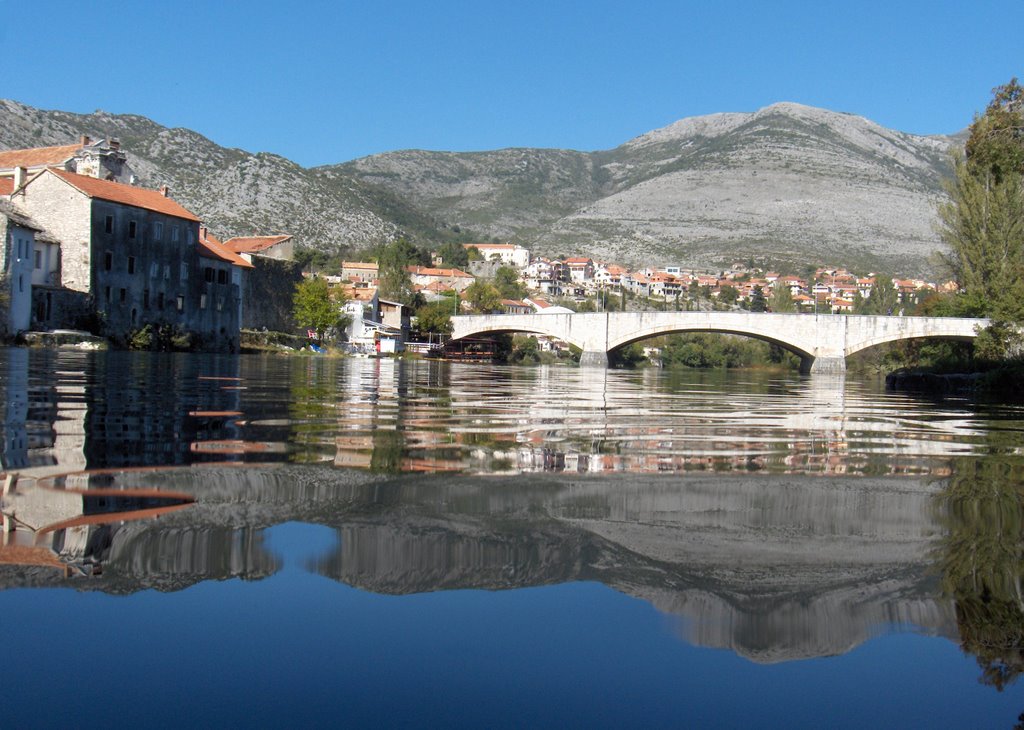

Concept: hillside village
[[0, 136, 955, 355]]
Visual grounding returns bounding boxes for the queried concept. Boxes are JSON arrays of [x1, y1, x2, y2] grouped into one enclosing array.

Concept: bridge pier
[[579, 350, 609, 368], [805, 356, 846, 376]]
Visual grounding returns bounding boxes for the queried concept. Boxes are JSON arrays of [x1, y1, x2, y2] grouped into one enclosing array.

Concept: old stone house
[[223, 234, 294, 262], [215, 233, 301, 332], [0, 200, 44, 337], [0, 137, 134, 187], [11, 168, 241, 348]]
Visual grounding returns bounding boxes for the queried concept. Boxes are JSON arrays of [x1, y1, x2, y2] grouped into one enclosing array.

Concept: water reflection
[[2, 348, 1024, 691], [0, 464, 955, 664]]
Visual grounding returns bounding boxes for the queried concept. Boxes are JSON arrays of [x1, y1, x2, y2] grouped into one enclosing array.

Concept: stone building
[[0, 200, 44, 337], [224, 235, 294, 262], [11, 168, 242, 348], [0, 136, 134, 187]]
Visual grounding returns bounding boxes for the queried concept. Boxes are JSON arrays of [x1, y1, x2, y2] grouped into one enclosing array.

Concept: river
[[0, 348, 1021, 727]]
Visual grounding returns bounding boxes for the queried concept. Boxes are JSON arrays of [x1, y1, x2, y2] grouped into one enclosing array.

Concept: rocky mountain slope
[[337, 103, 957, 274], [1, 99, 958, 274], [0, 99, 443, 251]]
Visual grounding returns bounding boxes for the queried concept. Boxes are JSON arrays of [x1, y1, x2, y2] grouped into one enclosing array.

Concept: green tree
[[293, 277, 346, 341], [415, 300, 454, 335], [465, 246, 484, 261], [437, 242, 469, 269], [465, 280, 502, 313], [770, 284, 796, 313], [493, 266, 526, 300], [749, 285, 767, 312], [938, 79, 1024, 357], [718, 284, 739, 306], [862, 276, 900, 315], [377, 238, 419, 305]]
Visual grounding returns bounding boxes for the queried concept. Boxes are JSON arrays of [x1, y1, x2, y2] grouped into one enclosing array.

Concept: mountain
[[0, 99, 447, 251], [0, 99, 958, 274], [335, 103, 957, 274]]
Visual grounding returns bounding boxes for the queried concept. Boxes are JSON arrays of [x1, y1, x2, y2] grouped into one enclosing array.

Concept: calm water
[[1, 348, 1022, 727]]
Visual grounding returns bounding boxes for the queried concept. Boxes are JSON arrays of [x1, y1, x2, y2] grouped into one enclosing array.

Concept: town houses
[[0, 139, 297, 348]]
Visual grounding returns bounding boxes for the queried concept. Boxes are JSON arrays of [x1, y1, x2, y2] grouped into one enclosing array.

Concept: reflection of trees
[[936, 454, 1024, 690]]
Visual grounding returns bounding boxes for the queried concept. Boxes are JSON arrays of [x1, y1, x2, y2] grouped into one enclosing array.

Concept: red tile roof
[[199, 230, 254, 268], [45, 168, 200, 221], [0, 143, 81, 170], [223, 235, 292, 254], [0, 178, 12, 195], [407, 265, 473, 278]]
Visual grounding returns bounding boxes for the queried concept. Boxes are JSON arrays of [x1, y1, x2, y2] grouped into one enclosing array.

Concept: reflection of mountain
[[0, 465, 958, 663]]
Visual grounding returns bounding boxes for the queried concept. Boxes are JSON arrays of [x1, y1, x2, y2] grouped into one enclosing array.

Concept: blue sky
[[5, 1, 1022, 167]]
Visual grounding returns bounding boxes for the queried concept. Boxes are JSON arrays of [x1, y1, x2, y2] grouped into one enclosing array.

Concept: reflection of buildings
[[328, 360, 966, 477], [0, 463, 965, 664], [0, 349, 243, 471]]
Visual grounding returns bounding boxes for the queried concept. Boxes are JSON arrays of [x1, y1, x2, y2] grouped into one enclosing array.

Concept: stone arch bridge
[[450, 312, 988, 373]]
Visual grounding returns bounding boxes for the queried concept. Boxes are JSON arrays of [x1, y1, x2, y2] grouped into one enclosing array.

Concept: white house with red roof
[[463, 242, 530, 268], [406, 265, 475, 293]]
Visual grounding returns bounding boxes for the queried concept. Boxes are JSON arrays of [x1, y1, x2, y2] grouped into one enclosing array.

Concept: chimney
[[159, 185, 169, 197], [13, 166, 26, 190], [108, 138, 120, 151], [79, 135, 91, 146]]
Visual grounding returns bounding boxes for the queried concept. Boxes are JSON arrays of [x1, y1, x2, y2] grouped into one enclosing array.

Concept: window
[[144, 289, 150, 309], [105, 286, 111, 302], [34, 251, 41, 270], [163, 265, 170, 280], [119, 288, 126, 303], [18, 275, 23, 293], [180, 262, 188, 281], [128, 256, 136, 274], [217, 269, 227, 285], [150, 262, 159, 278], [104, 215, 113, 233], [157, 292, 164, 310], [170, 226, 180, 243], [104, 251, 113, 271], [216, 296, 223, 311], [200, 293, 207, 309], [204, 267, 215, 283], [176, 295, 185, 312], [128, 221, 137, 239], [187, 228, 195, 245], [153, 221, 163, 241]]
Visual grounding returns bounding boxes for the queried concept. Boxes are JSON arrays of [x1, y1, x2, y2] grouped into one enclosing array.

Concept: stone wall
[[242, 257, 302, 333], [30, 286, 93, 332], [11, 172, 91, 292]]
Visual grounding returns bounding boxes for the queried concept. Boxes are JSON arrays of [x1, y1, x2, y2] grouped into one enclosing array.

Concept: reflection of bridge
[[451, 312, 988, 373]]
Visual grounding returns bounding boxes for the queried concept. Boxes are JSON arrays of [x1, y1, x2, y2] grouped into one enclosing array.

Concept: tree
[[770, 284, 796, 313], [377, 238, 418, 305], [749, 285, 767, 312], [437, 242, 469, 269], [865, 276, 900, 315], [938, 79, 1024, 356], [415, 300, 454, 335], [718, 284, 739, 306], [493, 266, 526, 300], [464, 280, 502, 313], [293, 277, 346, 341]]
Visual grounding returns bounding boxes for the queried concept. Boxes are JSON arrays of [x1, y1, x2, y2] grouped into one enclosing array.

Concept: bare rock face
[[1, 99, 958, 273]]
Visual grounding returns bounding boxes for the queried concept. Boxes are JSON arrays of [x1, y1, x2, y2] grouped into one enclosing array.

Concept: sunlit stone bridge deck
[[451, 312, 988, 373]]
